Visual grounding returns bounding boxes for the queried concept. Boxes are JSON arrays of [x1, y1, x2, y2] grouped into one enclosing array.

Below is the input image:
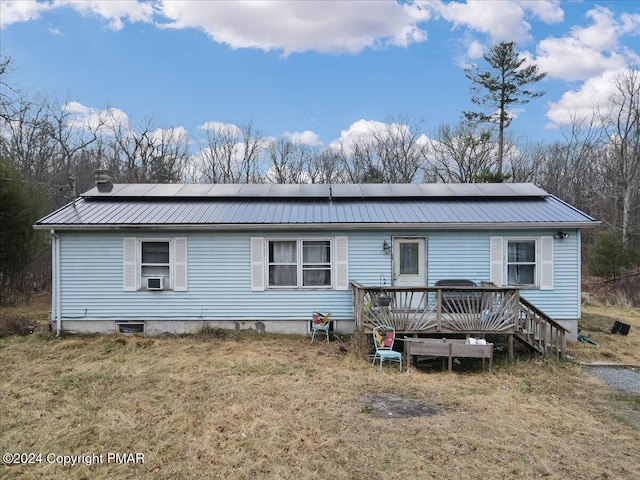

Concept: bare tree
[[428, 122, 496, 183], [371, 116, 430, 183], [304, 147, 341, 184], [109, 118, 189, 183], [535, 111, 604, 211], [197, 121, 265, 183], [333, 116, 429, 183], [605, 67, 640, 244], [264, 138, 306, 183]]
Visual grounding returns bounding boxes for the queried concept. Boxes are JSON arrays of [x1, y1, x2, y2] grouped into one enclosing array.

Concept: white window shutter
[[539, 236, 554, 290], [250, 237, 265, 291], [174, 237, 188, 291], [123, 237, 137, 291], [489, 237, 504, 286], [334, 236, 349, 290]]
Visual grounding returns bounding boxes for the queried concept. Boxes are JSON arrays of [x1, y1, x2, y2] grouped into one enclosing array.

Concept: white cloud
[[0, 0, 54, 28], [329, 118, 430, 152], [282, 130, 322, 146], [63, 101, 130, 133], [1, 0, 154, 30], [545, 68, 628, 128], [55, 0, 155, 31], [157, 0, 430, 55], [535, 6, 640, 82], [199, 121, 243, 137], [428, 0, 563, 45], [329, 119, 387, 151], [149, 126, 189, 145]]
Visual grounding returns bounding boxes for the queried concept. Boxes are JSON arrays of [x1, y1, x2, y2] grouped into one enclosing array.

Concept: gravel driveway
[[584, 365, 640, 393]]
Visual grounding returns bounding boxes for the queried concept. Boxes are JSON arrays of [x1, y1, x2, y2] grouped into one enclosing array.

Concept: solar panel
[[388, 183, 423, 196], [447, 184, 485, 196], [175, 184, 215, 196], [238, 184, 272, 196], [206, 184, 244, 197], [145, 184, 184, 196], [330, 184, 364, 198], [417, 184, 455, 196], [299, 184, 331, 197], [505, 183, 548, 196], [268, 184, 301, 197], [79, 182, 550, 199]]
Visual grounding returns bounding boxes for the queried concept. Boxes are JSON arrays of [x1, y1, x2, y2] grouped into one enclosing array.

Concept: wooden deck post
[[436, 288, 442, 332], [508, 334, 514, 361]]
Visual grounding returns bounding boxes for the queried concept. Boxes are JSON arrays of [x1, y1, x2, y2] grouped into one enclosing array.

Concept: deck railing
[[351, 281, 520, 334], [517, 297, 567, 359], [351, 281, 568, 359]]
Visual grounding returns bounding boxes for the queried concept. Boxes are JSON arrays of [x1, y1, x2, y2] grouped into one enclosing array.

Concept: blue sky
[[1, 0, 639, 151]]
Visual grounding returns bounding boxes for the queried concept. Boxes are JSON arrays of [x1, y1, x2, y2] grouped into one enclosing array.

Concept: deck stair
[[515, 297, 567, 359]]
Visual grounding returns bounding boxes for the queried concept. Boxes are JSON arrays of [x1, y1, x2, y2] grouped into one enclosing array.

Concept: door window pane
[[399, 243, 419, 275]]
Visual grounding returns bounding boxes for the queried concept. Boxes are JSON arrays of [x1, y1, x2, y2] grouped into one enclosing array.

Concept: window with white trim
[[267, 239, 332, 289], [123, 237, 188, 291], [490, 236, 554, 290], [506, 239, 537, 287]]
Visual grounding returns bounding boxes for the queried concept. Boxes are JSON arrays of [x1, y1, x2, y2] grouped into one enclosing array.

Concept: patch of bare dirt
[[360, 393, 442, 418]]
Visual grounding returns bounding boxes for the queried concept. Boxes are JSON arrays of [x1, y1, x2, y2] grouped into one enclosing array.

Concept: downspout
[[50, 229, 61, 336]]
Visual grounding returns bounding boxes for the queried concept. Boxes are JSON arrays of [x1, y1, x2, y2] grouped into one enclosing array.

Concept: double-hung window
[[506, 239, 537, 287], [141, 241, 171, 281], [267, 239, 332, 289], [490, 236, 553, 290], [123, 237, 188, 291]]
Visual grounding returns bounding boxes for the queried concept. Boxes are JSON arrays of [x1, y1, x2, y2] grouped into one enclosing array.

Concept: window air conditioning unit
[[147, 277, 164, 290]]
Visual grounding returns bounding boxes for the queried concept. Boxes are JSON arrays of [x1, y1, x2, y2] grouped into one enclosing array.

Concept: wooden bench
[[403, 337, 493, 373]]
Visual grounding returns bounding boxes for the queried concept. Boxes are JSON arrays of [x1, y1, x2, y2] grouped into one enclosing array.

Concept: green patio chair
[[372, 325, 402, 373], [311, 311, 332, 343]]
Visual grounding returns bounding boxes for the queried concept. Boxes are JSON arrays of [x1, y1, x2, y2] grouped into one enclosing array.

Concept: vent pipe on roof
[[95, 169, 113, 193]]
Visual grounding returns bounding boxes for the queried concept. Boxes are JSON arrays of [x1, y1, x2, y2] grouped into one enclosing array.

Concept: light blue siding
[[57, 228, 581, 325]]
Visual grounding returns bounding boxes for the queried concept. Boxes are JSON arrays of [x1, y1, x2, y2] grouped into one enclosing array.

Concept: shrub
[[589, 232, 637, 280], [0, 313, 35, 337]]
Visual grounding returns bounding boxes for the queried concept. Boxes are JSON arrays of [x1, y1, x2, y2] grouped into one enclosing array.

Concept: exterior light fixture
[[383, 240, 392, 254], [554, 231, 570, 240]]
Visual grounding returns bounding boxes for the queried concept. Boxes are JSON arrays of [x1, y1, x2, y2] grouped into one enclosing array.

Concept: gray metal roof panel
[[36, 195, 597, 228]]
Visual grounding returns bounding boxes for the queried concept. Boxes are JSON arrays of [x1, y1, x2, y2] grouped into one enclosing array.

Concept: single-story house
[[34, 182, 598, 343]]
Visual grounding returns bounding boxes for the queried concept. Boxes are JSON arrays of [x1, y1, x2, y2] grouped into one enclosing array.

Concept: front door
[[393, 237, 427, 308]]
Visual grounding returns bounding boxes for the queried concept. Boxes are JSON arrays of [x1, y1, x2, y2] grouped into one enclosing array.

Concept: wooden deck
[[351, 282, 567, 360]]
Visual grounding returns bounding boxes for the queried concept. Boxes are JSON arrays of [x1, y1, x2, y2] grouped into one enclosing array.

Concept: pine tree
[[464, 42, 546, 181]]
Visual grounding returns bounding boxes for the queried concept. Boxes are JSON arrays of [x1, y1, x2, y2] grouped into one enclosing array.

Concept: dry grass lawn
[[1, 297, 639, 479]]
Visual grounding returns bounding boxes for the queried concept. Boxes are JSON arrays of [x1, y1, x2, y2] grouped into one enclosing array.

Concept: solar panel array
[[83, 183, 548, 199]]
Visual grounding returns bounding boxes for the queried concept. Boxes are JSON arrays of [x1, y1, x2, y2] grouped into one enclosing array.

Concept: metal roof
[[35, 183, 598, 230]]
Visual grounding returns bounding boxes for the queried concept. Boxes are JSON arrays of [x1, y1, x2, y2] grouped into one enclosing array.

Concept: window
[[506, 239, 536, 286], [268, 240, 297, 287], [267, 239, 332, 288], [399, 242, 419, 275], [490, 236, 553, 290], [123, 237, 187, 291], [141, 241, 170, 281], [302, 240, 331, 287]]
